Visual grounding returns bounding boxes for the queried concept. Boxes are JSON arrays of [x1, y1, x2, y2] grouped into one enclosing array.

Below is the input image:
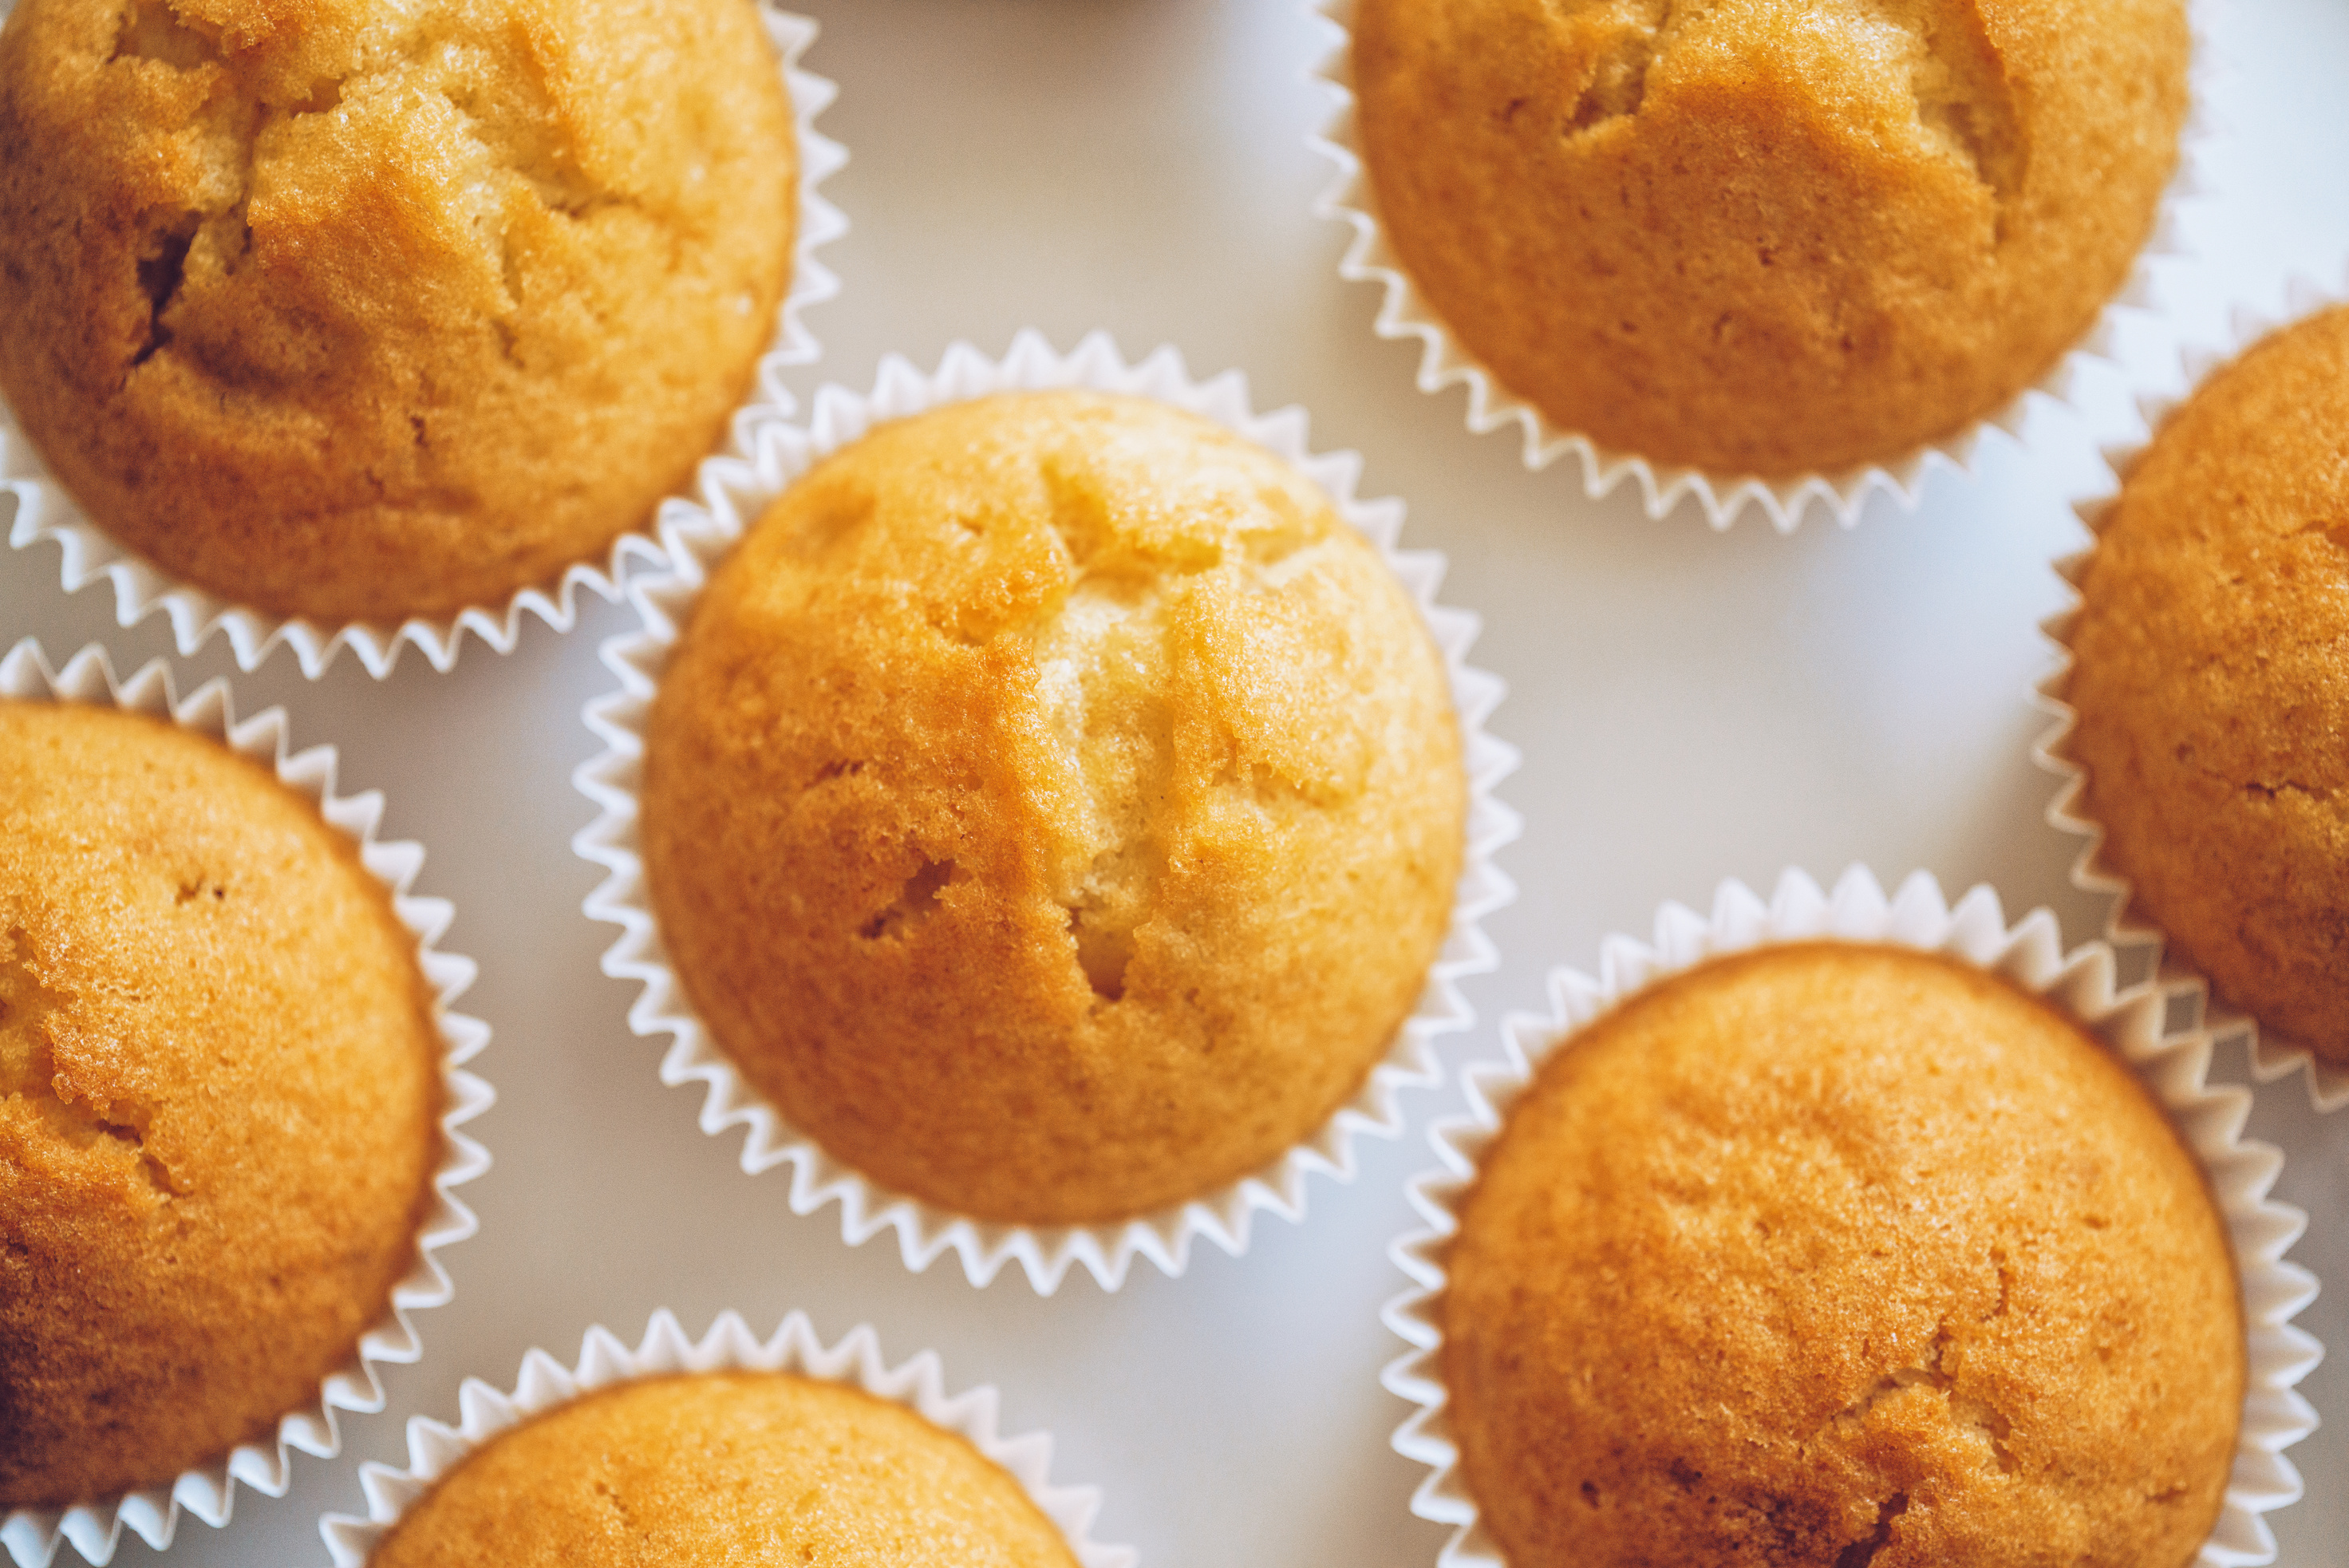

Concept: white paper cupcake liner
[[0, 2, 847, 679], [1382, 867, 2322, 1568], [573, 328, 1521, 1294], [317, 1308, 1136, 1568], [1306, 0, 2220, 531], [0, 640, 495, 1568], [2033, 263, 2349, 1115]]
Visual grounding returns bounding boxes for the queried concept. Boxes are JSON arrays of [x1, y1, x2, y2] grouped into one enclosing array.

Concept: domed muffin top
[[2067, 305, 2349, 1065], [642, 389, 1467, 1225], [0, 700, 440, 1507], [1443, 942, 2242, 1568], [368, 1372, 1080, 1568], [1352, 0, 2190, 476], [0, 0, 796, 622]]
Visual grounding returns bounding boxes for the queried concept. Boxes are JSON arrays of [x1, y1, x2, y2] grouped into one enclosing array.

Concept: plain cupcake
[[2059, 304, 2349, 1072], [0, 0, 798, 627], [0, 700, 444, 1512], [365, 1374, 1077, 1567], [637, 387, 1469, 1228], [1345, 0, 2192, 479], [1437, 942, 2242, 1567]]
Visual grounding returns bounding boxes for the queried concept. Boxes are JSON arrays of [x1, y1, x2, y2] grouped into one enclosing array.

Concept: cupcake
[[638, 386, 1469, 1227], [2058, 304, 2349, 1072], [367, 1375, 1073, 1566], [1388, 871, 2319, 1568], [0, 0, 798, 629], [1342, 0, 2191, 480], [0, 684, 467, 1536], [322, 1311, 1130, 1568]]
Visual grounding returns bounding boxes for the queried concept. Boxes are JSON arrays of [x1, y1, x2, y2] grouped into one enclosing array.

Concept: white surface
[[1, 1, 2343, 1564]]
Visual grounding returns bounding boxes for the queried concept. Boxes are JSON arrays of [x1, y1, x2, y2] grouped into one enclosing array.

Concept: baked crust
[[1353, 0, 2189, 476], [2068, 306, 2349, 1064], [369, 1373, 1079, 1567], [0, 0, 796, 623], [0, 702, 439, 1507], [1443, 944, 2243, 1568], [641, 390, 1467, 1224]]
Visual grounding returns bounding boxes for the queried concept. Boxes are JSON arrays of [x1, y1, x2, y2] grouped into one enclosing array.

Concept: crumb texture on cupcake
[[2067, 306, 2349, 1065], [1352, 0, 2190, 476], [0, 0, 796, 624], [641, 390, 1467, 1226], [1443, 943, 2242, 1568], [367, 1372, 1080, 1567], [0, 703, 439, 1508]]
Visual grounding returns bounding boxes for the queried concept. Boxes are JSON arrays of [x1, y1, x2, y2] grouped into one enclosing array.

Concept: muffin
[[365, 1372, 1080, 1567], [1349, 0, 2191, 477], [2064, 306, 2349, 1066], [1442, 942, 2243, 1568], [640, 388, 1467, 1226], [0, 701, 440, 1508], [0, 0, 797, 626]]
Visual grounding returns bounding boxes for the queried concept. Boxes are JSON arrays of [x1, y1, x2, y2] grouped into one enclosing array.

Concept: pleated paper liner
[[0, 641, 493, 1567], [574, 330, 1521, 1292], [0, 2, 847, 678], [2034, 265, 2349, 1114], [318, 1309, 1135, 1568], [1384, 867, 2321, 1568], [1306, 0, 2220, 530]]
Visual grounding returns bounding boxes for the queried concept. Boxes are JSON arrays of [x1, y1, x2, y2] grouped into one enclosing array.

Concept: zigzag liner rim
[[2031, 266, 2349, 1116], [0, 2, 847, 679], [0, 638, 494, 1568], [1380, 866, 2322, 1568], [1304, 0, 2221, 531], [572, 327, 1522, 1294], [315, 1308, 1137, 1568]]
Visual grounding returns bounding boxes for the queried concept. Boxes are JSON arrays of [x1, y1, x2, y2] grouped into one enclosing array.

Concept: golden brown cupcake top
[[0, 701, 440, 1508], [0, 0, 796, 624], [368, 1372, 1080, 1568], [1352, 0, 2189, 476], [642, 389, 1467, 1225], [1443, 943, 2241, 1568], [2067, 306, 2349, 1065]]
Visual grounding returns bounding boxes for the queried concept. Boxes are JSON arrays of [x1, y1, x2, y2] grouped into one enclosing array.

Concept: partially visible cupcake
[[0, 701, 441, 1511], [2060, 305, 2349, 1068], [1438, 942, 2242, 1567], [638, 388, 1468, 1227], [367, 1373, 1078, 1566], [1346, 0, 2191, 478], [0, 0, 798, 626]]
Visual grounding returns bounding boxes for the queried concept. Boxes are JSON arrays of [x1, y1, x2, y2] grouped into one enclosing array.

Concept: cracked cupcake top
[[0, 0, 796, 624], [1441, 943, 2241, 1568], [368, 1372, 1080, 1568], [1351, 0, 2189, 476], [0, 701, 440, 1508], [2067, 305, 2349, 1066], [639, 390, 1467, 1226]]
